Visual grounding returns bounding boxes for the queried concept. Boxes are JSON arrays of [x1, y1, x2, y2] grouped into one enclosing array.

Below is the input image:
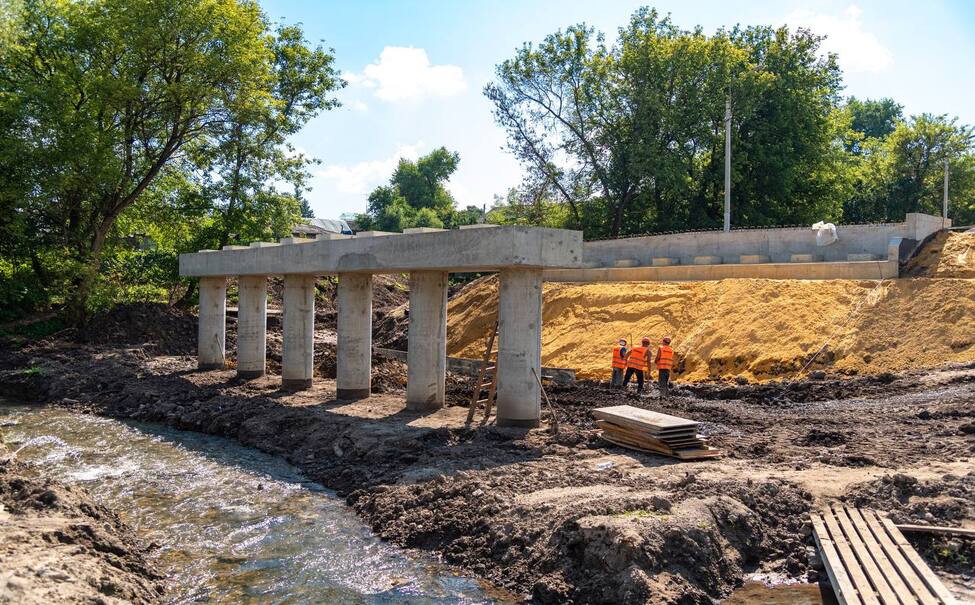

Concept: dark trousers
[[658, 369, 671, 397], [622, 367, 644, 391], [611, 367, 624, 386]]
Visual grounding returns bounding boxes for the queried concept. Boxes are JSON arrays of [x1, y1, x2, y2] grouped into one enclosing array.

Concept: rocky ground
[[0, 441, 165, 604], [1, 302, 973, 604]]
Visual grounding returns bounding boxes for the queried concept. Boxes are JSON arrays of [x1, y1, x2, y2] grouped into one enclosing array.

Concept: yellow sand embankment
[[446, 276, 975, 382], [905, 231, 975, 278]]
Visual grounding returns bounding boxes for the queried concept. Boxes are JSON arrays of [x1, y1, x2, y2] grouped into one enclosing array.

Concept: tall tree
[[0, 0, 340, 321], [357, 147, 461, 231], [486, 8, 846, 237]]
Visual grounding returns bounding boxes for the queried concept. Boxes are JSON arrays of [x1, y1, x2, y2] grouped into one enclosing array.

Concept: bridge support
[[336, 273, 372, 399], [236, 275, 267, 379], [496, 268, 543, 428], [198, 276, 227, 370], [282, 274, 316, 390], [406, 271, 448, 410]]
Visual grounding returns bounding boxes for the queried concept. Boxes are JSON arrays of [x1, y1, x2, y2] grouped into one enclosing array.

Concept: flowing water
[[0, 403, 504, 604], [1, 403, 834, 605]]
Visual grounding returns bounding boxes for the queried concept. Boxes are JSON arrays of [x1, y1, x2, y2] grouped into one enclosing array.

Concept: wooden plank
[[845, 508, 917, 605], [822, 507, 882, 605], [879, 515, 958, 605], [833, 506, 902, 605], [595, 421, 706, 449], [592, 406, 698, 434], [861, 509, 939, 605], [896, 525, 975, 539], [812, 511, 864, 605], [599, 432, 721, 460]]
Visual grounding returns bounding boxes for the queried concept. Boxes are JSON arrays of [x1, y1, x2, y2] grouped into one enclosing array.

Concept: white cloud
[[347, 47, 466, 102], [316, 142, 424, 195], [785, 5, 893, 74], [350, 100, 368, 112]]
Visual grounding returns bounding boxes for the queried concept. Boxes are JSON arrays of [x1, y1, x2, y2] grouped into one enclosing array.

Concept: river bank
[[2, 325, 973, 603], [0, 435, 165, 604]]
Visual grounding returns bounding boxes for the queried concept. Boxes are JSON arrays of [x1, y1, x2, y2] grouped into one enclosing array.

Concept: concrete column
[[496, 268, 543, 428], [336, 273, 372, 399], [282, 274, 316, 390], [236, 275, 267, 379], [406, 271, 448, 410], [198, 276, 227, 370]]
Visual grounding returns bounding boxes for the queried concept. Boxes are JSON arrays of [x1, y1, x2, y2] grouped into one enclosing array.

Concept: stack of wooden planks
[[593, 405, 721, 461], [811, 504, 959, 605]]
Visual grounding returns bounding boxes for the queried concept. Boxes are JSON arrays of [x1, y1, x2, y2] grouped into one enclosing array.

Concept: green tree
[[844, 114, 975, 223], [486, 8, 847, 237], [0, 0, 340, 321], [357, 147, 461, 231], [847, 97, 903, 148]]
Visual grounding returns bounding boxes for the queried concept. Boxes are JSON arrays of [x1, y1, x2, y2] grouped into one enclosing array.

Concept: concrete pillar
[[406, 271, 448, 410], [198, 276, 227, 370], [496, 268, 543, 428], [282, 274, 316, 390], [236, 275, 267, 379], [336, 273, 372, 399]]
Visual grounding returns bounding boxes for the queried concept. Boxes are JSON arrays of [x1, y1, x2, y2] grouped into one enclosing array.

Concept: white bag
[[811, 221, 838, 246]]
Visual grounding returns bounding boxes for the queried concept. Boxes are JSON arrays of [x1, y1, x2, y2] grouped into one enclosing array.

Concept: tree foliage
[[486, 8, 975, 237], [0, 0, 341, 320], [486, 8, 846, 237], [356, 147, 481, 231]]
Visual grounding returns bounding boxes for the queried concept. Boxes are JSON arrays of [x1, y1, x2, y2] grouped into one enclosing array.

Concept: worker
[[655, 336, 675, 397], [611, 339, 628, 387], [622, 337, 651, 393]]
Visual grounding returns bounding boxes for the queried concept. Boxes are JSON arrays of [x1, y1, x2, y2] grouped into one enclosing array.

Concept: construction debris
[[811, 504, 959, 605], [593, 405, 721, 460]]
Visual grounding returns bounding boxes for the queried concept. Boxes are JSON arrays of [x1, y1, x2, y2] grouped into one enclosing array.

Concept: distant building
[[292, 218, 354, 238]]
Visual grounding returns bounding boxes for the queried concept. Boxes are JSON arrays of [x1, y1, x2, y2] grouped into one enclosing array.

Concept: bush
[[0, 260, 50, 322]]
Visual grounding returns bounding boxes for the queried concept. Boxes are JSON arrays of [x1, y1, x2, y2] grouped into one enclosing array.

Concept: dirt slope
[[906, 231, 975, 278], [447, 276, 975, 382]]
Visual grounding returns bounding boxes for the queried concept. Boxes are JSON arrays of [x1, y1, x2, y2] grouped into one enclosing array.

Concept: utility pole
[[943, 155, 950, 229], [723, 96, 732, 232]]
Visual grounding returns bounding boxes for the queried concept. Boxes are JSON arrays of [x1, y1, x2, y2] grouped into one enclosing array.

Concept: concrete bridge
[[179, 226, 583, 428]]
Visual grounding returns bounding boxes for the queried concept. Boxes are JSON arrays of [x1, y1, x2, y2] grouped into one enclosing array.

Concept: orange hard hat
[[641, 337, 650, 345], [662, 336, 672, 344]]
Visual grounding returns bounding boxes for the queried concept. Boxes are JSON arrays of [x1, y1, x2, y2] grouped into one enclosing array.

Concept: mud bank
[[0, 441, 164, 604], [3, 333, 974, 603]]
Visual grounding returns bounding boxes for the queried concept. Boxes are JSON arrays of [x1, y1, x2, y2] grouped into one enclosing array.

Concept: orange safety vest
[[612, 346, 627, 369], [626, 346, 649, 371], [656, 345, 674, 370]]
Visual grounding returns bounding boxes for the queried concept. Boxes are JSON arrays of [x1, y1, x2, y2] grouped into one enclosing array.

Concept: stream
[[0, 402, 835, 604], [0, 403, 502, 604]]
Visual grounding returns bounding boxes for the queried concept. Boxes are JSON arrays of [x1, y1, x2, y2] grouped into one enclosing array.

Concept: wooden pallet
[[811, 505, 958, 605], [593, 405, 721, 461]]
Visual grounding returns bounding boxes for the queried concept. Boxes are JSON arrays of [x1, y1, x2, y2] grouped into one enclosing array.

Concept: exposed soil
[[446, 275, 975, 382], [905, 231, 975, 278], [2, 309, 973, 602], [0, 442, 165, 604]]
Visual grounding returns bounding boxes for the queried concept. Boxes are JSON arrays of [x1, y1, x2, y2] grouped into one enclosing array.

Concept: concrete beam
[[198, 276, 227, 370], [406, 271, 448, 410], [495, 268, 543, 428], [179, 226, 582, 277], [336, 273, 372, 399], [282, 274, 316, 390], [236, 275, 267, 379]]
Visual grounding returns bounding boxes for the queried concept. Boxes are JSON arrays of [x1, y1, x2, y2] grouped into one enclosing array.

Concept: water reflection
[[1, 404, 499, 604]]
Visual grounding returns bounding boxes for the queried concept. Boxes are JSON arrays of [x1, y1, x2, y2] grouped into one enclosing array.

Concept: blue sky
[[258, 0, 975, 220]]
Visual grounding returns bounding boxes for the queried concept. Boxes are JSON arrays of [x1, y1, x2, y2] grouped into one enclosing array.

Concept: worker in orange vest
[[611, 339, 628, 387], [655, 336, 675, 397], [622, 337, 651, 393]]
